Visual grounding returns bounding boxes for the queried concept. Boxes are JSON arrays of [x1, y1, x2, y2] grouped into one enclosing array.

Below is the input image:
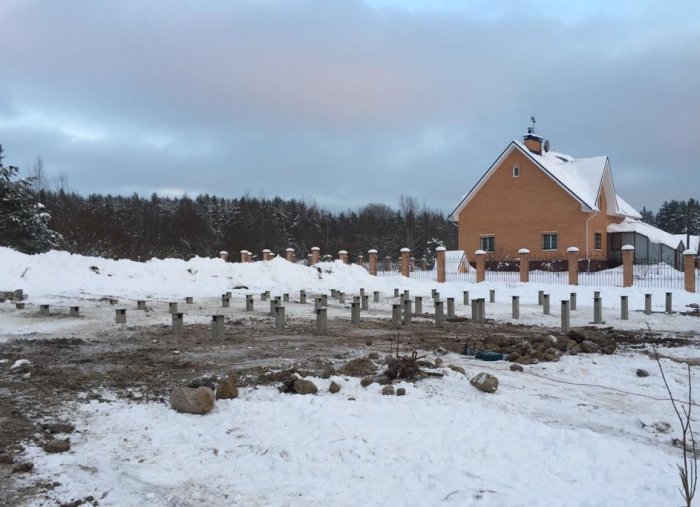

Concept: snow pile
[[21, 353, 690, 506], [0, 247, 391, 299]]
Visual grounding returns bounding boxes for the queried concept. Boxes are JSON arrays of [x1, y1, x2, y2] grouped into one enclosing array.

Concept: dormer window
[[512, 165, 520, 178]]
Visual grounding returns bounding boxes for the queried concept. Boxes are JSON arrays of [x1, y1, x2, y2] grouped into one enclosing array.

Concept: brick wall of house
[[457, 148, 623, 258]]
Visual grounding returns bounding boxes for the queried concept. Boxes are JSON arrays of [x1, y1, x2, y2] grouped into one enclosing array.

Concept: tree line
[[640, 199, 700, 239], [0, 147, 455, 260]]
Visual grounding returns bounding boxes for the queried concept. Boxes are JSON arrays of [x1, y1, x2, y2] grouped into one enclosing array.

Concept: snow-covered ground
[[2, 247, 700, 506]]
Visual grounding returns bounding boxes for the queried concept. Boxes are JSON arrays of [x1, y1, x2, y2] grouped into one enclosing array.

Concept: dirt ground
[[1, 313, 697, 506]]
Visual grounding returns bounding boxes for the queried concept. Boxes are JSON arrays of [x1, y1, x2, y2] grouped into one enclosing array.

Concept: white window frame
[[542, 233, 558, 251], [512, 165, 520, 178], [480, 236, 495, 252]]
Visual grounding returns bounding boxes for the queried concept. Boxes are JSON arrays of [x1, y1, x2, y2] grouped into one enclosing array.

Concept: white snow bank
[[21, 353, 693, 506]]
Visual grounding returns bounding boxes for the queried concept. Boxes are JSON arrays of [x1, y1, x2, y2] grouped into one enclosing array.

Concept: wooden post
[[368, 249, 378, 275], [475, 250, 486, 283], [519, 248, 530, 283], [436, 246, 446, 283], [684, 250, 697, 293], [622, 245, 634, 288], [567, 247, 579, 286], [400, 248, 410, 277]]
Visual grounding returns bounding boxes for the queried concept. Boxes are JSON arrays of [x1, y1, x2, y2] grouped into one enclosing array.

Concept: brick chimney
[[523, 126, 544, 155]]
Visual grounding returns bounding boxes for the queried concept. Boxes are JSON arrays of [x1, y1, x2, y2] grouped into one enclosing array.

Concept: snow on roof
[[514, 141, 607, 211], [607, 218, 684, 250], [672, 234, 699, 252], [614, 195, 642, 219]]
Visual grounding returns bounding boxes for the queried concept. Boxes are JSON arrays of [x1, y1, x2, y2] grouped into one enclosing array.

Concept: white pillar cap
[[621, 244, 635, 251], [567, 246, 579, 253], [262, 249, 271, 253], [311, 247, 320, 251], [286, 248, 294, 252], [400, 248, 410, 253], [219, 251, 228, 255], [435, 246, 446, 252], [475, 249, 486, 255], [518, 248, 530, 254], [368, 249, 378, 254], [684, 249, 698, 255], [338, 250, 348, 255]]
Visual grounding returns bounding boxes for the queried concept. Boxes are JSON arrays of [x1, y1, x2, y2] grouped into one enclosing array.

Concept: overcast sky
[[1, 0, 698, 213]]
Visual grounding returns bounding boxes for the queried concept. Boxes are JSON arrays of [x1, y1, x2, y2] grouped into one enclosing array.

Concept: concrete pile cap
[[518, 248, 530, 254], [567, 247, 579, 252], [621, 245, 635, 251]]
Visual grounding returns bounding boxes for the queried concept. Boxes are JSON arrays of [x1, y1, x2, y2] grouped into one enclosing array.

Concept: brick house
[[449, 128, 685, 265]]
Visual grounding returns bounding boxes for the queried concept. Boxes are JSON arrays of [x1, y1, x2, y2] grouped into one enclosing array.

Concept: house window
[[594, 232, 602, 250], [512, 165, 520, 178], [480, 236, 495, 252], [542, 233, 558, 251]]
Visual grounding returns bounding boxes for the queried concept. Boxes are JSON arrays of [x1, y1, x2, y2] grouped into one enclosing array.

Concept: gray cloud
[[0, 0, 698, 212]]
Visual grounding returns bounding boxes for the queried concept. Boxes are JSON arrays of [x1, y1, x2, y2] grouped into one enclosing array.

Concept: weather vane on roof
[[530, 115, 536, 133]]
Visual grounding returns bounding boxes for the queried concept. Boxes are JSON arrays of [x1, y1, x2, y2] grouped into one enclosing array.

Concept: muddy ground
[[1, 314, 697, 505]]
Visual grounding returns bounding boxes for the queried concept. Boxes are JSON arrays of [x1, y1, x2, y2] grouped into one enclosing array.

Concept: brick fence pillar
[[567, 247, 579, 286], [622, 245, 634, 288], [518, 248, 530, 283], [400, 248, 410, 277], [219, 250, 228, 262], [286, 248, 295, 262], [262, 249, 272, 261], [311, 247, 320, 266], [684, 249, 697, 293], [436, 246, 446, 283], [475, 250, 486, 283], [368, 249, 378, 275], [338, 250, 348, 264]]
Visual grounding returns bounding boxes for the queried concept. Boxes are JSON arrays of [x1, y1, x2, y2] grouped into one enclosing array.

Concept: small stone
[[329, 381, 341, 394], [381, 385, 395, 396], [516, 355, 535, 365], [292, 379, 318, 395], [368, 352, 380, 360], [509, 364, 524, 372], [447, 364, 465, 375], [434, 358, 443, 367], [44, 439, 70, 454], [43, 422, 75, 434], [567, 330, 586, 343], [360, 378, 373, 388], [470, 372, 499, 393], [321, 366, 336, 379], [0, 453, 13, 464], [12, 462, 33, 473], [636, 369, 650, 378], [216, 377, 239, 400], [170, 386, 216, 414], [396, 388, 406, 396]]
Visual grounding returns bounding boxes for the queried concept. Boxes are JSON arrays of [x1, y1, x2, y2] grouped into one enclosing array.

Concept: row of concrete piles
[[17, 287, 684, 337]]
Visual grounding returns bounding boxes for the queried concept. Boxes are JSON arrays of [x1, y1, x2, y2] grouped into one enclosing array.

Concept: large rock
[[170, 386, 215, 414], [579, 340, 601, 354], [329, 381, 341, 394], [636, 369, 650, 378], [381, 385, 395, 396], [470, 372, 499, 393], [293, 379, 318, 395], [216, 376, 239, 400], [339, 358, 377, 376]]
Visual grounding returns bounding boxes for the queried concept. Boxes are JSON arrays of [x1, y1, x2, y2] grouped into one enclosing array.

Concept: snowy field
[[1, 247, 700, 506]]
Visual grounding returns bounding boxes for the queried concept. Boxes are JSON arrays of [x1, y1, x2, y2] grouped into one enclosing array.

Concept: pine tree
[[0, 145, 61, 253]]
